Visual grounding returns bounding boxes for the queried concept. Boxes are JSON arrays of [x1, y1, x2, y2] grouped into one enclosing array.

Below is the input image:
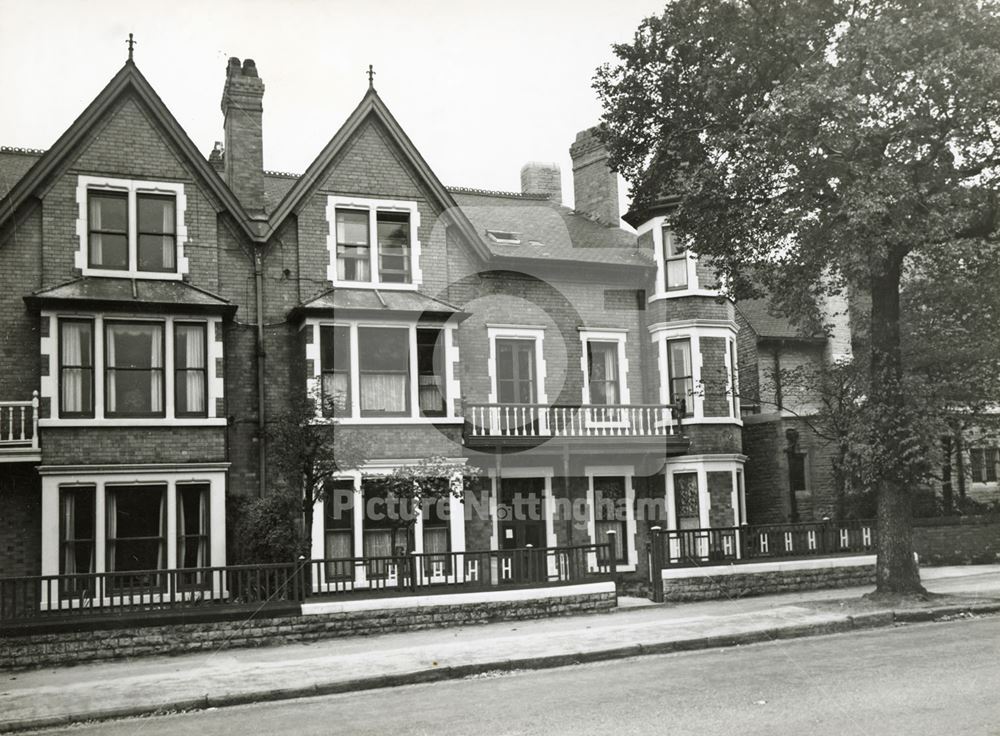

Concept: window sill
[[40, 418, 227, 428], [80, 268, 184, 281], [648, 288, 721, 302], [330, 281, 419, 291]]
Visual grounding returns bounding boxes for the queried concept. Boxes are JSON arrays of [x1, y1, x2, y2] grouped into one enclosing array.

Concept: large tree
[[596, 0, 1000, 594]]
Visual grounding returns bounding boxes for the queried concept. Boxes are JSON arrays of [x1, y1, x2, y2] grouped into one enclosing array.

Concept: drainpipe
[[255, 249, 267, 498]]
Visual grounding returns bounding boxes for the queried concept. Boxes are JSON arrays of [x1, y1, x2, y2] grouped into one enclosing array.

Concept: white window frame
[[650, 320, 742, 426], [487, 325, 549, 435], [326, 196, 422, 290], [75, 175, 189, 280], [578, 330, 630, 406], [305, 318, 462, 425], [638, 216, 717, 301], [39, 312, 226, 427], [585, 465, 637, 573], [38, 464, 227, 610]]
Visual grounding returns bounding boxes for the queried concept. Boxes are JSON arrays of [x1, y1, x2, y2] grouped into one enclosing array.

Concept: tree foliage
[[596, 0, 1000, 594]]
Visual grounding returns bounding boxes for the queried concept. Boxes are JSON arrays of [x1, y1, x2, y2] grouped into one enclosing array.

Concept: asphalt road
[[27, 617, 1000, 736]]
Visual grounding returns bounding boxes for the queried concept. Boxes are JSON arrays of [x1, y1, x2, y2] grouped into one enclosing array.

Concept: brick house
[[0, 54, 749, 591]]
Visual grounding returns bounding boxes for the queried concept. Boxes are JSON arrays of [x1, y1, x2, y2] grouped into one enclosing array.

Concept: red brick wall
[[0, 464, 41, 577]]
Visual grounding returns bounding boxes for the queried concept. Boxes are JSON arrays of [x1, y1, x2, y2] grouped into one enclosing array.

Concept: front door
[[498, 477, 547, 582]]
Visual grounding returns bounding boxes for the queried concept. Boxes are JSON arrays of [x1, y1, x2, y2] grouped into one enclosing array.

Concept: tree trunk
[[869, 256, 924, 595]]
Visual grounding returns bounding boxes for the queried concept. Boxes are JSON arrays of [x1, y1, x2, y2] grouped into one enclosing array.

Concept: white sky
[[0, 0, 659, 210]]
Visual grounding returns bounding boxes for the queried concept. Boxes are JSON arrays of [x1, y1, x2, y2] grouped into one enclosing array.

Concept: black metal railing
[[646, 519, 876, 601], [0, 544, 615, 627], [0, 562, 302, 625], [307, 543, 614, 596], [649, 519, 875, 569]]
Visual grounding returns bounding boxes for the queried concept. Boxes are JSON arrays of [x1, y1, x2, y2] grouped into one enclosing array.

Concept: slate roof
[[0, 147, 44, 200], [263, 171, 298, 212], [24, 277, 236, 316], [449, 189, 650, 268], [294, 287, 467, 320], [736, 297, 824, 341]]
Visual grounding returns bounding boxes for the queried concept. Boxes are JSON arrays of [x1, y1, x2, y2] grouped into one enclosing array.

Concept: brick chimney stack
[[569, 127, 620, 226], [221, 57, 265, 212], [520, 162, 562, 204]]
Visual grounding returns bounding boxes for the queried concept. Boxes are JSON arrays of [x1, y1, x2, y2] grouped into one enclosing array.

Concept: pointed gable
[[267, 89, 490, 261], [0, 61, 253, 240]]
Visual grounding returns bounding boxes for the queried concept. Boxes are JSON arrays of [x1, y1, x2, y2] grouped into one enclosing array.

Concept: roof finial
[[127, 33, 136, 62], [367, 64, 375, 89]]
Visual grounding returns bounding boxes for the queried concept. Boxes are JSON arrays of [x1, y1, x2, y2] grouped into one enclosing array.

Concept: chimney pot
[[242, 58, 258, 77]]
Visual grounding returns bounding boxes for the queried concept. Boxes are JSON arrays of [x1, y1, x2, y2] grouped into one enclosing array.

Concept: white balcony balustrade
[[0, 391, 40, 459], [466, 403, 678, 439]]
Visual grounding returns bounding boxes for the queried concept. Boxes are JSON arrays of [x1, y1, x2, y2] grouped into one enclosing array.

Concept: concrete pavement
[[2, 565, 1000, 734]]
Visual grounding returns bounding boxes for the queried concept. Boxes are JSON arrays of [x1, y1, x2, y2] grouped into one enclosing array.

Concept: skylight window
[[486, 230, 521, 245]]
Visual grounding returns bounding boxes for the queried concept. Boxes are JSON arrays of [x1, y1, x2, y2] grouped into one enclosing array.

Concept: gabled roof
[[0, 61, 256, 241], [450, 189, 650, 268], [265, 88, 491, 261], [290, 287, 468, 322], [23, 277, 237, 317]]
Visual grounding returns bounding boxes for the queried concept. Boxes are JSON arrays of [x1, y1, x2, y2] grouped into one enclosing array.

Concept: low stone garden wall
[[0, 583, 616, 671], [660, 556, 876, 602], [913, 515, 1000, 566]]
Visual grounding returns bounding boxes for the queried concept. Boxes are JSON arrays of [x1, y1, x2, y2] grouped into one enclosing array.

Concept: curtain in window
[[325, 530, 352, 560], [178, 487, 209, 568], [161, 199, 176, 270], [157, 491, 167, 571], [363, 529, 394, 559], [106, 491, 117, 572], [185, 327, 205, 413], [360, 374, 407, 413], [61, 323, 83, 413], [61, 492, 95, 576], [150, 333, 163, 413], [322, 373, 350, 412], [418, 376, 445, 412], [89, 196, 103, 263]]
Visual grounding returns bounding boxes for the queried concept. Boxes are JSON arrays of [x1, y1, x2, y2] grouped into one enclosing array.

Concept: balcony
[[0, 392, 40, 462], [465, 403, 686, 451]]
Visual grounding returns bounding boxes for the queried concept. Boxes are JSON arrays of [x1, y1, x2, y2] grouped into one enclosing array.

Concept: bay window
[[667, 338, 693, 416], [593, 476, 627, 563], [105, 322, 165, 418], [59, 486, 96, 594], [417, 328, 446, 417], [106, 484, 167, 589], [49, 316, 220, 423], [59, 319, 94, 417], [320, 325, 351, 417], [359, 326, 410, 417], [316, 322, 455, 421], [662, 227, 688, 290], [324, 479, 355, 580], [177, 483, 210, 588], [174, 323, 207, 417]]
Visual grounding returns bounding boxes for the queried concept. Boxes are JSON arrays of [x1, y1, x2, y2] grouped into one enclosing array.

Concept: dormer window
[[486, 230, 521, 245], [76, 175, 188, 280], [327, 196, 422, 289]]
